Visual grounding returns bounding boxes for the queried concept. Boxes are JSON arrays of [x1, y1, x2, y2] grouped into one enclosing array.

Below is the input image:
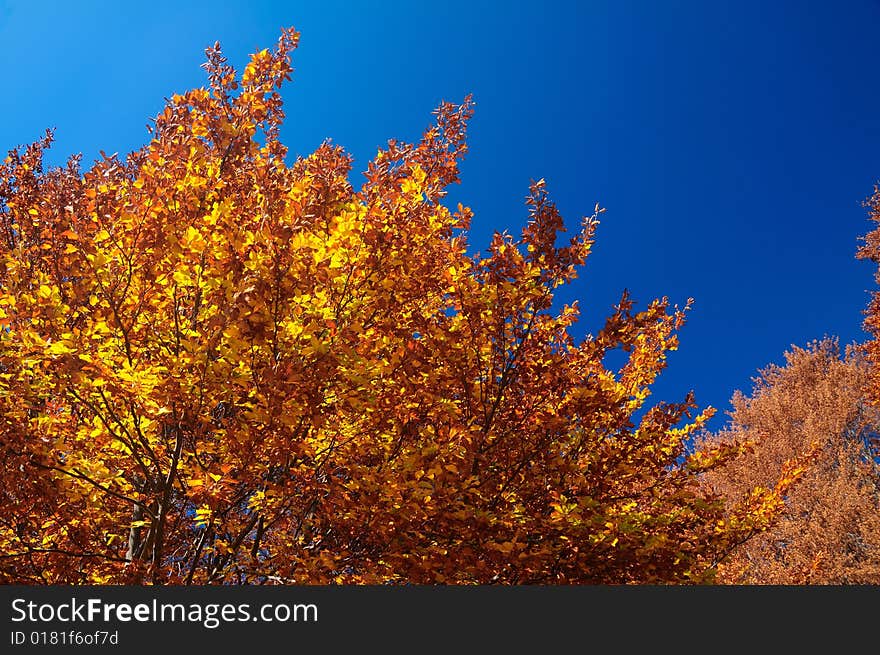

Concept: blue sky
[[2, 1, 879, 430]]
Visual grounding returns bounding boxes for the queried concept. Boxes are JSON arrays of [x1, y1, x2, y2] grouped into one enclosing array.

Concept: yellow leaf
[[194, 507, 212, 528], [184, 225, 201, 246]]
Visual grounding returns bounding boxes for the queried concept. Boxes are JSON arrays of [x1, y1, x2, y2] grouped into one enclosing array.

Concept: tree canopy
[[700, 339, 880, 584], [0, 28, 802, 584]]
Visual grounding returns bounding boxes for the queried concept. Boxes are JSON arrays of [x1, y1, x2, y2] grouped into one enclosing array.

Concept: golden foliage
[[0, 28, 793, 584]]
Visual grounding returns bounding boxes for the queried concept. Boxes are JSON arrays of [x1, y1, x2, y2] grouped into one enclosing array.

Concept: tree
[[859, 184, 880, 404], [698, 339, 880, 584], [0, 28, 796, 584]]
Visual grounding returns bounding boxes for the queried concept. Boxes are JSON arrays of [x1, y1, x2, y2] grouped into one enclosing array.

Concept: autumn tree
[[859, 184, 880, 403], [0, 28, 798, 584], [698, 339, 880, 584]]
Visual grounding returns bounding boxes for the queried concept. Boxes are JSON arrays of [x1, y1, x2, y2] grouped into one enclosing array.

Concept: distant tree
[[0, 28, 798, 584], [699, 339, 880, 584], [858, 184, 880, 402]]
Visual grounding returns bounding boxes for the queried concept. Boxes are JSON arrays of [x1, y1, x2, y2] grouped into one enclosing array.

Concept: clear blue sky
[[2, 1, 879, 430]]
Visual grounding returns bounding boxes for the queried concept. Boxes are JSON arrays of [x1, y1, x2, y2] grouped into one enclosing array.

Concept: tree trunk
[[125, 500, 144, 562]]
